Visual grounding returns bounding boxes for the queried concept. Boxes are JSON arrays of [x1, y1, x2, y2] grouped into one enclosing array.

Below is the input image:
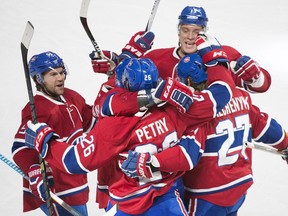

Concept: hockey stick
[[80, 0, 103, 58], [0, 153, 82, 216], [21, 21, 56, 216], [145, 0, 161, 32], [245, 141, 287, 157], [80, 0, 115, 74]]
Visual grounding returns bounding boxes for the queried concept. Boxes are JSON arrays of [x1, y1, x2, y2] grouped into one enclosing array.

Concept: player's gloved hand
[[230, 55, 262, 84], [25, 120, 59, 158], [196, 32, 228, 67], [119, 31, 155, 59], [121, 150, 158, 178], [89, 50, 118, 75], [152, 77, 193, 113], [28, 164, 54, 202]]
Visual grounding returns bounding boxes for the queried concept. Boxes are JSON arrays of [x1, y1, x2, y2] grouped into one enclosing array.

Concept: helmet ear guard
[[115, 58, 131, 88], [35, 73, 44, 85]]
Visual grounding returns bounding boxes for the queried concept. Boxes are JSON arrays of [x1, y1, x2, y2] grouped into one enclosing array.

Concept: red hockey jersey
[[183, 87, 288, 206], [12, 88, 94, 212]]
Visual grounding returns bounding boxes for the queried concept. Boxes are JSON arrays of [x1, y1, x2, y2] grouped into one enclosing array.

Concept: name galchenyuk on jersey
[[216, 95, 249, 117]]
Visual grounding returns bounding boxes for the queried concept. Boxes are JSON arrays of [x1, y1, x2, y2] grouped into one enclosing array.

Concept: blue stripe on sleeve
[[256, 118, 284, 144], [101, 93, 116, 116], [63, 146, 87, 174], [208, 83, 232, 113]]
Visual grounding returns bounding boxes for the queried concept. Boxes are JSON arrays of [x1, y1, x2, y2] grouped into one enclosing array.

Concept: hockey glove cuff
[[153, 77, 194, 113], [121, 150, 159, 178], [25, 120, 59, 158], [231, 55, 263, 85], [119, 31, 155, 59], [28, 164, 54, 202], [196, 32, 228, 67]]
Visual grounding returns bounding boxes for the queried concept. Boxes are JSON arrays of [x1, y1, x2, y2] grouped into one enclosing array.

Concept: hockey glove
[[153, 77, 194, 113], [25, 120, 59, 158], [196, 32, 228, 67], [119, 31, 155, 59], [28, 164, 54, 202], [230, 55, 262, 85], [90, 50, 118, 75], [121, 150, 158, 178]]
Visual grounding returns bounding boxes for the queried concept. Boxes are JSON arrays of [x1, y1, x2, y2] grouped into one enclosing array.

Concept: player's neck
[[177, 47, 186, 58]]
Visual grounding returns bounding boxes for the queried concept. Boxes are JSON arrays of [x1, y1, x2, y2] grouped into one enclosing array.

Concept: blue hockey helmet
[[178, 6, 208, 28], [176, 53, 207, 85], [28, 51, 66, 84], [120, 58, 159, 92]]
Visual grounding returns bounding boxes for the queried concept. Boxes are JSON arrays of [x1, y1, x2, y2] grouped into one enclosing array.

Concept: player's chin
[[55, 86, 65, 95], [182, 45, 197, 54]]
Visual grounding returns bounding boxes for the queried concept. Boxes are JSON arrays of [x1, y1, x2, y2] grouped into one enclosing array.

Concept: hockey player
[[12, 51, 95, 215], [91, 6, 271, 93], [120, 53, 288, 216], [23, 51, 237, 215]]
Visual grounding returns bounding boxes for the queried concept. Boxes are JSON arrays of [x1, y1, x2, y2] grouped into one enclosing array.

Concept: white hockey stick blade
[[80, 0, 90, 18], [245, 141, 286, 157], [145, 0, 161, 32], [102, 204, 117, 216], [21, 21, 34, 49]]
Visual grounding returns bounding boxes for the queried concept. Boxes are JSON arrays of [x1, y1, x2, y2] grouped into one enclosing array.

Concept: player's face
[[178, 24, 203, 57], [43, 67, 66, 96]]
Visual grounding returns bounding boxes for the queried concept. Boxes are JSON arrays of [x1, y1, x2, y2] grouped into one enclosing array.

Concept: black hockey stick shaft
[[20, 21, 55, 216], [0, 153, 82, 216], [145, 0, 161, 32], [79, 0, 116, 75], [80, 0, 103, 58]]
